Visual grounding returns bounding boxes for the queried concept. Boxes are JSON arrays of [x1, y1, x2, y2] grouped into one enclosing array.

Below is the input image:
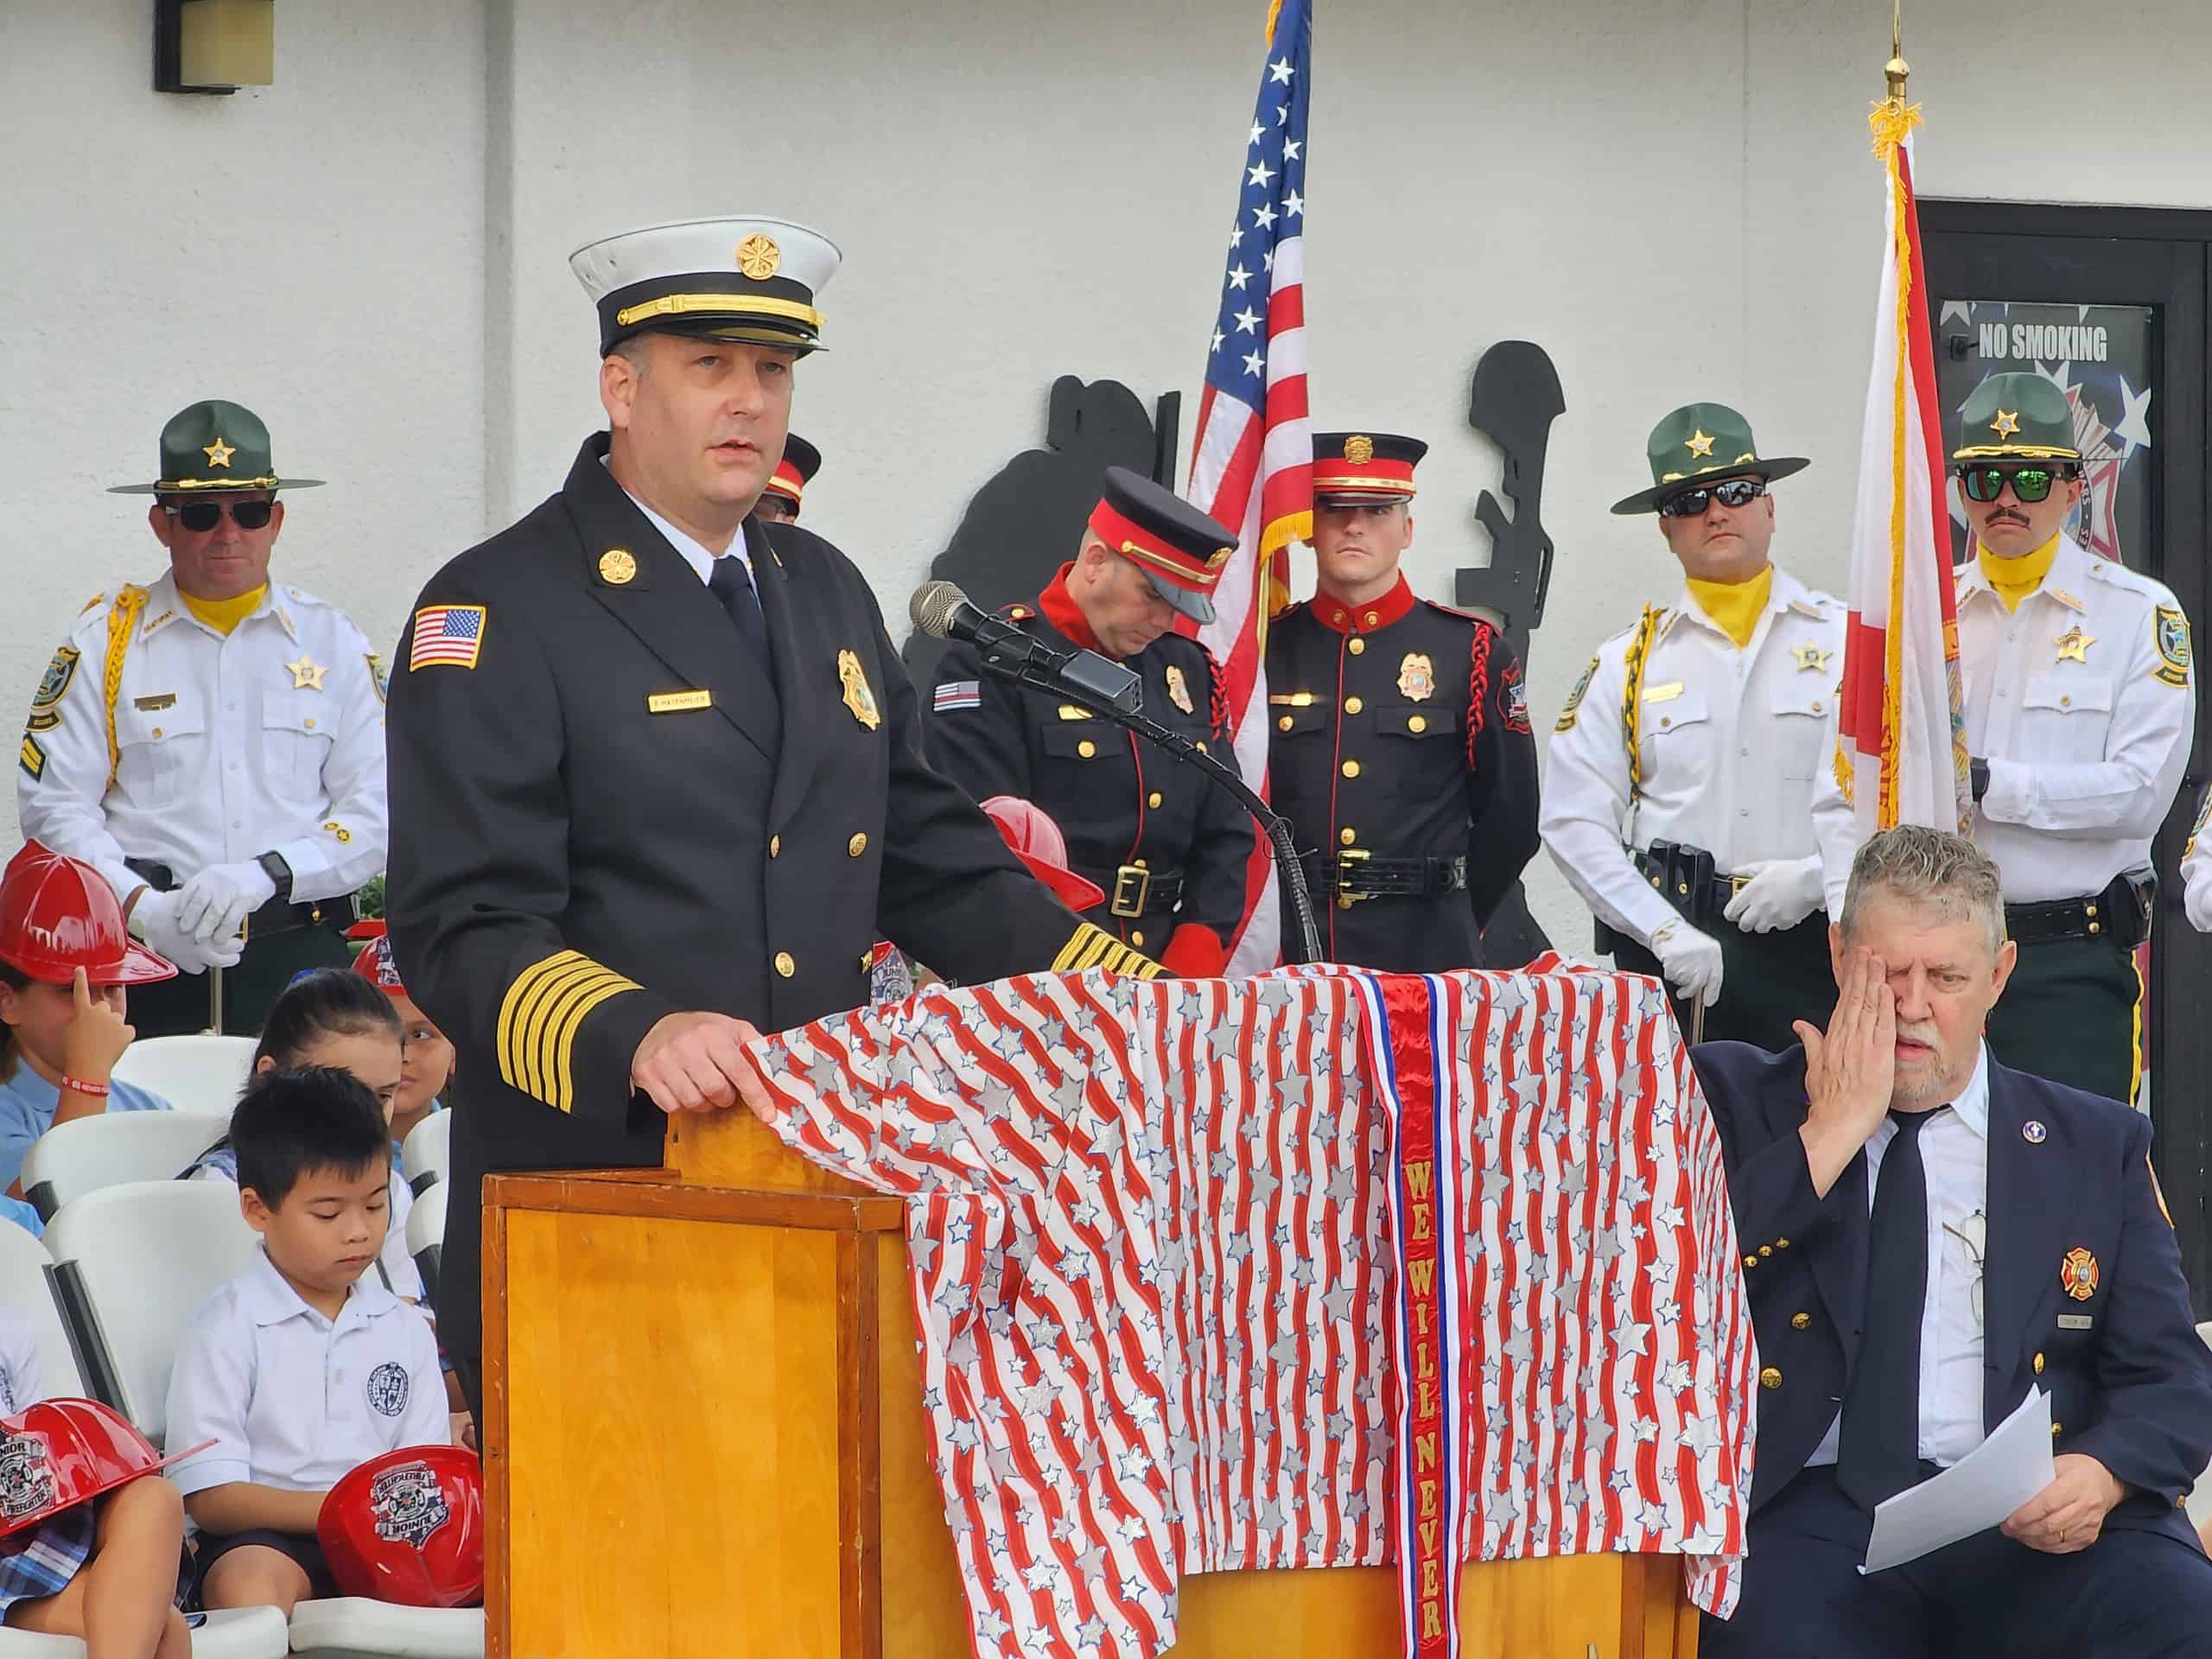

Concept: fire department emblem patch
[[369, 1459, 452, 1548], [2060, 1247, 2100, 1302], [0, 1435, 54, 1523]]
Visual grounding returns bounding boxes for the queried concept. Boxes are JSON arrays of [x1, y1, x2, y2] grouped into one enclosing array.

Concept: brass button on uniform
[[1407, 715, 1427, 734], [1758, 1245, 1773, 1257], [1134, 858, 1147, 868], [847, 832, 868, 857], [769, 836, 781, 858], [1363, 610, 1380, 627], [1339, 827, 1357, 846], [1775, 1237, 1790, 1249], [152, 727, 164, 739], [859, 951, 873, 972], [2051, 1423, 2063, 1438], [1279, 715, 1294, 731], [1147, 791, 1163, 808], [304, 716, 316, 729], [1344, 696, 1363, 715], [773, 951, 796, 979], [1130, 931, 1144, 948], [1342, 760, 1361, 779], [2033, 1351, 2045, 1375], [1789, 1311, 1811, 1331], [1743, 1254, 1758, 1269], [1077, 740, 1096, 759], [1348, 638, 1366, 656], [1759, 1367, 1783, 1390], [1338, 894, 1355, 910]]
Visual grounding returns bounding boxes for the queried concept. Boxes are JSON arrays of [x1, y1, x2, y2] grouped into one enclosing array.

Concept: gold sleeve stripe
[[498, 950, 642, 1112], [1048, 923, 1167, 978]]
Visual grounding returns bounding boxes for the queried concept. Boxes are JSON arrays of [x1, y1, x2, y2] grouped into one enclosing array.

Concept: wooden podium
[[481, 1110, 1700, 1657]]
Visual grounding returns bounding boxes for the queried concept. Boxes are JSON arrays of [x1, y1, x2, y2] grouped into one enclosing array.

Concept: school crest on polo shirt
[[0, 1435, 55, 1523], [370, 1459, 453, 1548], [366, 1362, 411, 1417]]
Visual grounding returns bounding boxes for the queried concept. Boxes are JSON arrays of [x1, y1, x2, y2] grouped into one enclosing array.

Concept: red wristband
[[60, 1076, 110, 1098]]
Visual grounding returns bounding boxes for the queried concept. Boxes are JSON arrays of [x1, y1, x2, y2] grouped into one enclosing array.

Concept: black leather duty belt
[[1106, 865, 1186, 919], [1301, 852, 1467, 904], [2006, 872, 2155, 950]]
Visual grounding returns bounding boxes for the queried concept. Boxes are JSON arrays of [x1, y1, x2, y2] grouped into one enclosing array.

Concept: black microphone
[[909, 581, 1143, 713]]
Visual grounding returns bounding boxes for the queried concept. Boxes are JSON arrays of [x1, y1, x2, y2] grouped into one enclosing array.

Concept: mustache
[[1896, 1021, 1941, 1049]]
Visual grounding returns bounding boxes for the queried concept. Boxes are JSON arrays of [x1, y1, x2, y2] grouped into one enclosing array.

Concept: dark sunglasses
[[163, 499, 275, 532], [1657, 478, 1764, 518], [1957, 465, 2070, 505]]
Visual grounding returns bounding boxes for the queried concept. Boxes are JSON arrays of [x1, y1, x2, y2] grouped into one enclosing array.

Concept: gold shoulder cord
[[101, 587, 148, 793], [1620, 605, 1662, 807]]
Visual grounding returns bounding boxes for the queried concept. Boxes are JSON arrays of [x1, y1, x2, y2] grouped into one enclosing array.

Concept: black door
[[1923, 202, 2211, 1309]]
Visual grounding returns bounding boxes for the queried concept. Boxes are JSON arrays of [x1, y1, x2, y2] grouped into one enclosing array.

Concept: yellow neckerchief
[[1683, 564, 1774, 651], [1976, 534, 2060, 613], [180, 582, 267, 636]]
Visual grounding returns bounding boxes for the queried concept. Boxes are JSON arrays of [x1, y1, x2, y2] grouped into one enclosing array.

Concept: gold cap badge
[[1343, 435, 1375, 466], [203, 436, 236, 468], [599, 548, 638, 586], [735, 233, 782, 281], [1992, 409, 2022, 439], [1397, 652, 1435, 702], [1685, 429, 1716, 459]]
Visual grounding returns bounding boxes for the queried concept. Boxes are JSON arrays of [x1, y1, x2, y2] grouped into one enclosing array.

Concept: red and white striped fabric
[[1834, 102, 1971, 836], [1187, 0, 1315, 976], [747, 961, 1753, 1659]]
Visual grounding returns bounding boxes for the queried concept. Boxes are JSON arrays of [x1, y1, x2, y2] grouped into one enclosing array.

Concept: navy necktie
[[1837, 1107, 1944, 1510], [709, 554, 768, 664]]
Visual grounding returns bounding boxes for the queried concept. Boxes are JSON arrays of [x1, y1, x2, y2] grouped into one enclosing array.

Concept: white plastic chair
[[0, 1606, 290, 1658], [0, 1224, 81, 1400], [19, 1110, 231, 1220], [399, 1112, 452, 1195], [107, 1033, 257, 1114], [287, 1600, 485, 1658], [41, 1180, 257, 1442], [404, 1180, 448, 1309]]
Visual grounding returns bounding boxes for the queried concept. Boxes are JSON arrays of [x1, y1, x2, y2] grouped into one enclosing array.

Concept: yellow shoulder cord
[[101, 586, 148, 793], [1620, 605, 1662, 808]]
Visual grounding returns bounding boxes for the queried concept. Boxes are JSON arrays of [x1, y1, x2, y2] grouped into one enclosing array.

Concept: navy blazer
[[1692, 1039, 2212, 1543]]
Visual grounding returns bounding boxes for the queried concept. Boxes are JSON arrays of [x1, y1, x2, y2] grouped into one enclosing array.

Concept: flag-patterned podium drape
[[747, 963, 1754, 1659]]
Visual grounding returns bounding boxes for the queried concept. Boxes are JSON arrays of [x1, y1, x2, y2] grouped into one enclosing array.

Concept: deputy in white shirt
[[1812, 372, 2192, 1104], [1543, 402, 1845, 1051], [17, 401, 386, 1036]]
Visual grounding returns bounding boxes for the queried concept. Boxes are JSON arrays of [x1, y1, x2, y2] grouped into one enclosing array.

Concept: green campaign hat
[[1610, 402, 1808, 516], [1951, 371, 2082, 463], [107, 400, 324, 495]]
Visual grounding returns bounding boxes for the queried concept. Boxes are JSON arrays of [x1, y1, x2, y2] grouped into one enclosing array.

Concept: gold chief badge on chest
[[1397, 652, 1435, 702], [2061, 1246, 2100, 1301], [1166, 664, 1195, 715], [838, 649, 880, 730]]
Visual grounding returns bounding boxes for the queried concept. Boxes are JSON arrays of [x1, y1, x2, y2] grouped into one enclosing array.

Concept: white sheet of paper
[[1859, 1388, 2056, 1573]]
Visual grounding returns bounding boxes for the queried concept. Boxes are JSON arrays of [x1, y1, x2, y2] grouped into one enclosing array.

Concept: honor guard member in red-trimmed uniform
[[1543, 404, 1844, 1049], [1263, 433, 1539, 970], [383, 217, 1159, 1412], [1815, 372, 2193, 1104], [753, 433, 819, 524], [924, 468, 1254, 975], [16, 401, 386, 1036]]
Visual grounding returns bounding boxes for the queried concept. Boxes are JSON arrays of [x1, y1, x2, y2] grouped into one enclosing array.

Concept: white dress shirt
[[1541, 565, 1847, 948], [1807, 1044, 1992, 1470], [164, 1246, 448, 1494], [16, 571, 388, 909], [0, 1305, 41, 1414], [609, 465, 754, 591], [1815, 535, 2194, 912]]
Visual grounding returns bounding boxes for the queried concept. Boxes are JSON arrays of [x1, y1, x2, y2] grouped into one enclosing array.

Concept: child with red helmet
[[165, 1066, 448, 1616], [0, 1301, 197, 1655], [0, 842, 177, 1209], [351, 930, 451, 1151]]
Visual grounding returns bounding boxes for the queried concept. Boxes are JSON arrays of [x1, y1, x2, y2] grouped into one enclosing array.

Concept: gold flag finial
[[1886, 0, 1910, 98]]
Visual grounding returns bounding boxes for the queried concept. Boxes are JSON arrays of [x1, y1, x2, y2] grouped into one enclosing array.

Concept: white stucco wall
[[5, 0, 2208, 949]]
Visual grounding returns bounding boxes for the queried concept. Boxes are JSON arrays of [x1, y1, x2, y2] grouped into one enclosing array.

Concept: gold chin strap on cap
[[101, 587, 149, 791]]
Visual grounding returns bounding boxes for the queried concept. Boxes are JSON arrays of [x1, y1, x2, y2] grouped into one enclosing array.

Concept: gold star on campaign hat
[[570, 217, 842, 357], [107, 400, 324, 495]]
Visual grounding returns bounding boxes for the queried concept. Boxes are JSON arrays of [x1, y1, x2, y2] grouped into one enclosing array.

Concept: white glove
[[1651, 921, 1725, 1007], [172, 861, 276, 946], [131, 889, 244, 974], [1722, 859, 1826, 935]]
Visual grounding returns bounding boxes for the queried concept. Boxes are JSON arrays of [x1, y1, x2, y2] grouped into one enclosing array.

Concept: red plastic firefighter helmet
[[353, 932, 404, 996], [0, 1398, 207, 1540], [0, 841, 175, 987], [317, 1446, 486, 1608], [980, 796, 1105, 912]]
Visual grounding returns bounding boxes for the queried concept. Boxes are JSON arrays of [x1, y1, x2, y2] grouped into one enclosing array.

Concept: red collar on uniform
[[1311, 574, 1417, 635], [1038, 563, 1106, 654]]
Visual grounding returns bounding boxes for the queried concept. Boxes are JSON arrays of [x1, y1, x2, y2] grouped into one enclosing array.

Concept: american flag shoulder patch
[[409, 604, 487, 671], [932, 678, 982, 712]]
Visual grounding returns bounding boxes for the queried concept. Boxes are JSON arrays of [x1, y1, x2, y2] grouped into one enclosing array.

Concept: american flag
[[1189, 0, 1315, 976], [1834, 89, 1970, 837], [749, 960, 1751, 1659], [407, 604, 486, 672]]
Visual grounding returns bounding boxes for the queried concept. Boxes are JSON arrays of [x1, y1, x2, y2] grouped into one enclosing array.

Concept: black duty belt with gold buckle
[[123, 857, 359, 940], [1301, 852, 1468, 904], [1630, 841, 1745, 930], [2006, 872, 2155, 950], [1106, 865, 1186, 919]]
